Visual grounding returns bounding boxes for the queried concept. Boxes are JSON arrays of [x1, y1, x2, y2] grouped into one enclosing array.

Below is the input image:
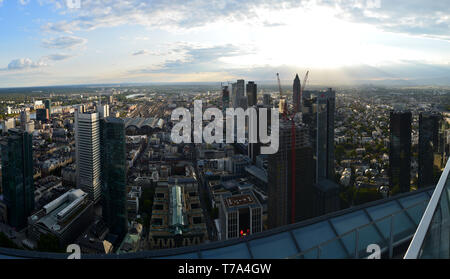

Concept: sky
[[0, 0, 449, 88]]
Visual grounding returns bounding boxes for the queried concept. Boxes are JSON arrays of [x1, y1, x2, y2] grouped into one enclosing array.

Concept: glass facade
[[0, 129, 34, 229], [100, 117, 128, 238]]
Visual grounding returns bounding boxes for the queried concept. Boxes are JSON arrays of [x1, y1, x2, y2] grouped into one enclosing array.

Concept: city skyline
[[0, 0, 450, 87]]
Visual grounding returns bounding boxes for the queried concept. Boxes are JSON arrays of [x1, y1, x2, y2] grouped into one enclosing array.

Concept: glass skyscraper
[[100, 117, 128, 239], [0, 128, 34, 229], [389, 110, 412, 193], [246, 81, 257, 107], [418, 113, 441, 188]]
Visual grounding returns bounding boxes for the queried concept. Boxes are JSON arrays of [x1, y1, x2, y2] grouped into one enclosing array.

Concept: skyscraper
[[222, 85, 230, 114], [75, 111, 102, 203], [44, 99, 52, 115], [1, 129, 34, 229], [101, 117, 128, 238], [267, 120, 314, 229], [263, 93, 271, 106], [36, 108, 49, 123], [418, 113, 441, 188], [246, 81, 257, 107], [20, 110, 30, 130], [232, 79, 245, 109], [293, 74, 301, 113], [316, 88, 335, 182], [389, 110, 412, 193]]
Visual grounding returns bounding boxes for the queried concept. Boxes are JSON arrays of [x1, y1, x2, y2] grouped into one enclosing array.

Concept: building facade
[[418, 113, 442, 188], [219, 191, 262, 240], [1, 129, 34, 229], [75, 111, 102, 203], [100, 117, 128, 239], [267, 120, 314, 229], [389, 110, 412, 193], [246, 81, 257, 107]]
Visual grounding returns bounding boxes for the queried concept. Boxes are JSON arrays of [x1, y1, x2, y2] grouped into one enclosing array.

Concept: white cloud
[[18, 0, 30, 5], [42, 35, 87, 49], [3, 58, 48, 71], [38, 0, 450, 40]]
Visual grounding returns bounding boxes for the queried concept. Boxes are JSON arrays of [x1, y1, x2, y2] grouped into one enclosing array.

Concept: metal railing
[[404, 157, 450, 259]]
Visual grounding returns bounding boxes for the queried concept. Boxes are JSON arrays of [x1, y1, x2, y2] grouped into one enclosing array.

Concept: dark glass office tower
[[267, 120, 314, 229], [222, 85, 230, 114], [316, 88, 335, 182], [44, 99, 51, 115], [418, 113, 441, 188], [1, 129, 34, 229], [389, 111, 412, 193], [246, 81, 257, 107], [100, 117, 128, 238], [293, 74, 301, 113], [36, 108, 49, 123]]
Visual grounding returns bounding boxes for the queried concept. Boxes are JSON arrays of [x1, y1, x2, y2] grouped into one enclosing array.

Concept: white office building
[[75, 110, 102, 203]]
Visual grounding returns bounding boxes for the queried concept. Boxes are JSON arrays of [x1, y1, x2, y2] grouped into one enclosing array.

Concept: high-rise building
[[44, 99, 52, 115], [293, 74, 301, 113], [2, 118, 16, 134], [20, 110, 30, 130], [263, 93, 271, 106], [316, 88, 335, 182], [99, 104, 110, 118], [222, 85, 230, 114], [267, 120, 314, 229], [75, 111, 102, 203], [232, 79, 245, 109], [1, 129, 34, 229], [418, 113, 441, 188], [219, 191, 262, 240], [389, 110, 412, 193], [36, 108, 49, 123], [100, 117, 128, 238], [246, 81, 257, 107]]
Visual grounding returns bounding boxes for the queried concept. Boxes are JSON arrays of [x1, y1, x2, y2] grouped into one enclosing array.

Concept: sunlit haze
[[0, 0, 449, 87]]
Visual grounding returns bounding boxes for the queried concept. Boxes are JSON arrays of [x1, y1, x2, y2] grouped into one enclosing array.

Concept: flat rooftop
[[224, 194, 255, 208]]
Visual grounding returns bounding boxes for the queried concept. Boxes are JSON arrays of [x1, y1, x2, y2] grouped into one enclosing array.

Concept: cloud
[[322, 0, 450, 40], [0, 54, 72, 72], [1, 58, 48, 71], [39, 0, 450, 41], [132, 50, 150, 56], [41, 35, 87, 49], [130, 43, 253, 74], [44, 53, 73, 61], [18, 0, 30, 5]]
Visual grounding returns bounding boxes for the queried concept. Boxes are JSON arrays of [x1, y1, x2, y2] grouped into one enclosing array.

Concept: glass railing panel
[[405, 158, 450, 259], [357, 223, 387, 258], [419, 179, 450, 259], [318, 238, 350, 259], [405, 201, 428, 225], [392, 211, 416, 243]]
